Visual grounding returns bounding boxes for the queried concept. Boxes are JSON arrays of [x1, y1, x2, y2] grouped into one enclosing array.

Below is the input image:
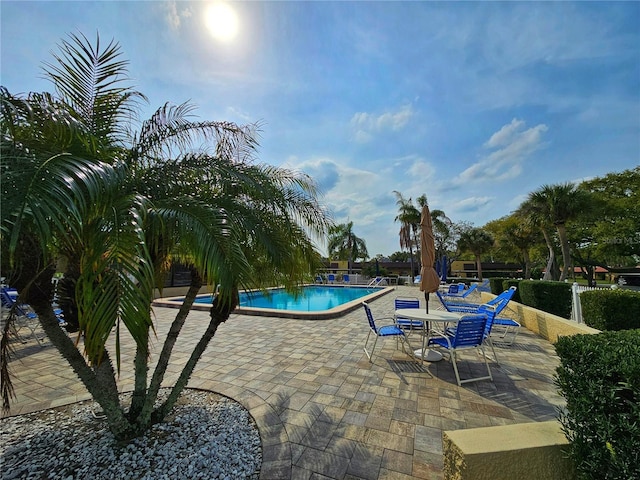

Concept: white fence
[[571, 282, 617, 323]]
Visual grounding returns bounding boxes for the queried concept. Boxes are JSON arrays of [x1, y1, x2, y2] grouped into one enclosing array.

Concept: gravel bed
[[0, 389, 262, 479]]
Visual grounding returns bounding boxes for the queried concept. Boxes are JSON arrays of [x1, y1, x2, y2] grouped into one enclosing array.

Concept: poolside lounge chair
[[1, 288, 44, 345], [342, 274, 350, 284], [327, 274, 336, 284], [436, 287, 520, 346], [363, 302, 414, 362], [428, 313, 494, 386]]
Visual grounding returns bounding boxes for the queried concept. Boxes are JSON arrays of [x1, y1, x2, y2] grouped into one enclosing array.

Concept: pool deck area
[[3, 285, 564, 480]]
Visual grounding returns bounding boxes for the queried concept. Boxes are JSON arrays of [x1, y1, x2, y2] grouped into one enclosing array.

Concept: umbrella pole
[[424, 292, 429, 313]]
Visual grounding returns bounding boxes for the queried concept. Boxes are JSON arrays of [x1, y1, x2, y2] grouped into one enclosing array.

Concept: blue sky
[[2, 1, 639, 257]]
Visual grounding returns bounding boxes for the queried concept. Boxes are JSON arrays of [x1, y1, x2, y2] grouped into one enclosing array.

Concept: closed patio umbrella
[[419, 204, 441, 313], [418, 204, 443, 362]]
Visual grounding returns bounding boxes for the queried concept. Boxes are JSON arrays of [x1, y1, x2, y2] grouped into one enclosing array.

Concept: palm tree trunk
[[129, 268, 203, 429], [522, 248, 531, 279], [151, 287, 237, 424], [556, 223, 572, 282], [475, 254, 483, 280], [541, 228, 556, 280], [24, 268, 131, 439]]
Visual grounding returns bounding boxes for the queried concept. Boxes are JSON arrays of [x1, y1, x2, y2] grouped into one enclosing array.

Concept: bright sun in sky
[[205, 2, 239, 42]]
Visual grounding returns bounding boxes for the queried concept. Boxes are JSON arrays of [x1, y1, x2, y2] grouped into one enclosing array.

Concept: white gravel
[[0, 389, 262, 480]]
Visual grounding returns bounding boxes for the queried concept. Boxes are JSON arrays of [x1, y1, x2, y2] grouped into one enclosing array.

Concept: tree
[[393, 191, 420, 279], [525, 183, 591, 281], [1, 33, 330, 441], [517, 197, 560, 281], [457, 228, 494, 280], [485, 215, 541, 279], [327, 221, 368, 273]]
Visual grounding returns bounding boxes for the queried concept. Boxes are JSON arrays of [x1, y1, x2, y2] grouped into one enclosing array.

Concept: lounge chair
[[427, 313, 494, 386], [327, 274, 336, 284], [342, 274, 350, 284], [1, 288, 44, 345], [362, 302, 414, 362], [437, 286, 520, 347]]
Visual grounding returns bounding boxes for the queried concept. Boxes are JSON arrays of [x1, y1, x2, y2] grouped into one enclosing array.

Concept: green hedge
[[555, 330, 640, 480], [489, 277, 509, 295], [580, 289, 640, 331], [502, 279, 522, 303], [518, 280, 572, 319]]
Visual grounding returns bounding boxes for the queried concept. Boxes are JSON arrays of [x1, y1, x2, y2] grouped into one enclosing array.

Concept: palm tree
[[327, 221, 368, 273], [524, 183, 590, 281], [457, 228, 494, 280], [393, 191, 420, 279], [517, 198, 559, 280], [1, 33, 330, 441]]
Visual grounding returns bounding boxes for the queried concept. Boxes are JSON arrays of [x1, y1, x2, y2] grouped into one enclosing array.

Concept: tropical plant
[[457, 228, 494, 280], [516, 197, 560, 281], [327, 221, 368, 273], [1, 32, 330, 441], [393, 191, 420, 278], [524, 183, 591, 282]]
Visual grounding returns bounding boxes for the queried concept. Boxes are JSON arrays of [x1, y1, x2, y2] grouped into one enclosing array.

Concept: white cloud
[[350, 104, 414, 143], [455, 119, 548, 185], [453, 196, 494, 212], [164, 1, 192, 31]]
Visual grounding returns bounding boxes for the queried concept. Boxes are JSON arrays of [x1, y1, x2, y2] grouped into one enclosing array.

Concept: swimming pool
[[154, 285, 394, 319]]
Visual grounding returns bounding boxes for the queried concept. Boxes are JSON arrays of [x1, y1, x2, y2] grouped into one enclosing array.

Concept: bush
[[555, 330, 640, 480], [489, 277, 509, 295], [519, 280, 572, 319], [502, 279, 522, 303], [580, 289, 640, 331]]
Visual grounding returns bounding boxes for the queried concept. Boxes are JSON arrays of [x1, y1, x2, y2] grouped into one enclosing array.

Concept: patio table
[[394, 308, 462, 362]]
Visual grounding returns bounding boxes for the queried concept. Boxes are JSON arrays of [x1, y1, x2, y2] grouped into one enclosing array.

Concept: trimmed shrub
[[502, 279, 522, 303], [489, 277, 509, 295], [519, 280, 572, 319], [555, 330, 640, 480], [581, 289, 640, 331]]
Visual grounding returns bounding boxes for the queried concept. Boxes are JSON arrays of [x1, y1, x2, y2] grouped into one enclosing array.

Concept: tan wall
[[443, 421, 576, 480], [479, 292, 600, 343]]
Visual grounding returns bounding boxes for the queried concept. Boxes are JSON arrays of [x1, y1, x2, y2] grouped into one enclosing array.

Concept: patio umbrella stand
[[418, 204, 444, 362]]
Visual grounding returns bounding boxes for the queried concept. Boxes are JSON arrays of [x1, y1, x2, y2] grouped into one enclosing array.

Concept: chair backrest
[[435, 291, 453, 311], [451, 314, 487, 348], [328, 274, 335, 282], [394, 297, 420, 310], [460, 283, 478, 298], [476, 303, 497, 337], [447, 284, 459, 294], [362, 302, 378, 333], [343, 274, 350, 283], [0, 288, 15, 309], [487, 286, 517, 315]]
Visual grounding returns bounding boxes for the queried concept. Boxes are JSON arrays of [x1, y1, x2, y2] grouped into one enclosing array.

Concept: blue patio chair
[[394, 296, 423, 333], [443, 283, 479, 300], [363, 302, 414, 362], [343, 274, 350, 284], [437, 287, 519, 350], [327, 273, 336, 284], [428, 313, 494, 386], [1, 288, 45, 345], [315, 274, 324, 284]]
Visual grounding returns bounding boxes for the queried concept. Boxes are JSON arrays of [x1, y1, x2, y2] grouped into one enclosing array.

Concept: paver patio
[[2, 285, 565, 479]]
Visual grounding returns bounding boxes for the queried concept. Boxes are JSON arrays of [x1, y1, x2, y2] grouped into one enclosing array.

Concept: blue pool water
[[193, 285, 382, 312]]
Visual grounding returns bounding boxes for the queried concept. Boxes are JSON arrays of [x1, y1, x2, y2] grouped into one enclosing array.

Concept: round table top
[[394, 308, 462, 322]]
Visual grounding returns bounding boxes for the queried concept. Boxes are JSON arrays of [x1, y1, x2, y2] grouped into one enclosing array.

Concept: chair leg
[[364, 330, 378, 362]]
